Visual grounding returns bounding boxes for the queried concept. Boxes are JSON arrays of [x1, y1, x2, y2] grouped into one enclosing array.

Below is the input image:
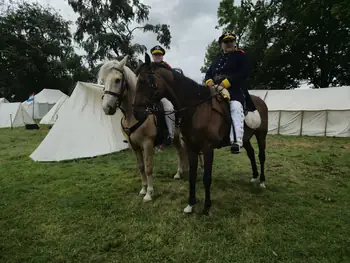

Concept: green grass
[[1, 127, 350, 263]]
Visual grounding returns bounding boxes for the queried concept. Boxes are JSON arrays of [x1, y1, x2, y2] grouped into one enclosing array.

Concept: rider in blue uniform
[[205, 32, 255, 154]]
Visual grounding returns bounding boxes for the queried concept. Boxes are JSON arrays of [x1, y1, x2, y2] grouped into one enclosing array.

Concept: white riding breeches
[[160, 98, 175, 139], [230, 100, 244, 147]]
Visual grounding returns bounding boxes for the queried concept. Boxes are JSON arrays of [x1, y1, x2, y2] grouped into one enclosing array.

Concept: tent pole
[[324, 110, 329, 137], [300, 111, 304, 136], [263, 91, 268, 101], [277, 111, 281, 135], [33, 95, 35, 120], [10, 114, 13, 130]]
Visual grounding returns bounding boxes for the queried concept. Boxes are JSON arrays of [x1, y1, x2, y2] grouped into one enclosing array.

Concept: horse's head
[[134, 53, 170, 112], [98, 55, 129, 115]]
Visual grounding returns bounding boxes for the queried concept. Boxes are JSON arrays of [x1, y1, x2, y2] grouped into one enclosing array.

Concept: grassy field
[[1, 127, 350, 263]]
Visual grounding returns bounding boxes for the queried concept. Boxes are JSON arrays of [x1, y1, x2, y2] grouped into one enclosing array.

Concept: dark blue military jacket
[[205, 49, 248, 88], [205, 49, 256, 111]]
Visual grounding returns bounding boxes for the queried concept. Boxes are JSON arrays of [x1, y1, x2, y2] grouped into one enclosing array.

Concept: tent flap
[[0, 103, 35, 128], [30, 82, 128, 162]]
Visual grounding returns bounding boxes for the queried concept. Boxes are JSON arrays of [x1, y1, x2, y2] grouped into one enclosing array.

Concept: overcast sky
[[29, 0, 222, 83]]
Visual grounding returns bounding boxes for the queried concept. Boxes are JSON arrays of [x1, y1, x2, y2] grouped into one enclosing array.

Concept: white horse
[[98, 55, 189, 202]]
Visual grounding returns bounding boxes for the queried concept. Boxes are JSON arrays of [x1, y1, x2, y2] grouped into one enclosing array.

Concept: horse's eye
[[115, 79, 121, 84]]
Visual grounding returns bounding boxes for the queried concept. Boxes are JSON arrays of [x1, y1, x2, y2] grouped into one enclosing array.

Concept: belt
[[213, 74, 230, 84]]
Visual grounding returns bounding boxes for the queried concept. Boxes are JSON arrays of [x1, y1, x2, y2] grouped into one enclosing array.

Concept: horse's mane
[[136, 62, 208, 97], [97, 59, 137, 89]]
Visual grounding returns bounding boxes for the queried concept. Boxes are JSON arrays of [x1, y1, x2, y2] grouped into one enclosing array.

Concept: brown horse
[[98, 55, 190, 202], [133, 53, 268, 214]]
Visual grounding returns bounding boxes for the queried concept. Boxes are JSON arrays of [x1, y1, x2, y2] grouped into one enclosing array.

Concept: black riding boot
[[230, 142, 241, 154]]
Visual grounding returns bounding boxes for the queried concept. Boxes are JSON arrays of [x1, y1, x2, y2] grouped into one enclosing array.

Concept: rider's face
[[152, 54, 164, 62], [221, 39, 236, 53]]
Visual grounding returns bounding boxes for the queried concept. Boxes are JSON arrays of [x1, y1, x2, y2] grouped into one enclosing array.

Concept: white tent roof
[[249, 86, 350, 111], [39, 95, 69, 125], [23, 89, 68, 104], [30, 81, 129, 162], [0, 98, 9, 104], [249, 90, 268, 100], [0, 102, 35, 128]]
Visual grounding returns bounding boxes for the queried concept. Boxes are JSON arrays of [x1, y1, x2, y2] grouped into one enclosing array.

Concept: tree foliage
[[67, 0, 172, 69], [202, 0, 350, 89], [200, 40, 221, 78], [0, 1, 93, 101]]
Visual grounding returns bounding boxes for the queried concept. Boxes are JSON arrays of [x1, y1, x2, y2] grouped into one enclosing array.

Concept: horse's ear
[[120, 55, 128, 68], [145, 53, 151, 65]]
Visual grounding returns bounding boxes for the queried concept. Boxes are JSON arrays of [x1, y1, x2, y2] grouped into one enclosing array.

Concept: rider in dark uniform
[[150, 45, 174, 150], [204, 32, 255, 154]]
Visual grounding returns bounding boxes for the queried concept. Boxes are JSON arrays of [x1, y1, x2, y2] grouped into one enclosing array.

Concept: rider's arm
[[204, 63, 214, 85], [221, 52, 249, 89], [204, 59, 216, 84]]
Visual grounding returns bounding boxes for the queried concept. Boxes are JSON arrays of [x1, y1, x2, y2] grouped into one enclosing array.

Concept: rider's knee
[[161, 99, 174, 112], [230, 100, 243, 111]]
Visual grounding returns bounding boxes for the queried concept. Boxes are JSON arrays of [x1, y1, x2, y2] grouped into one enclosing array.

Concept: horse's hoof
[[183, 204, 193, 214], [139, 188, 147, 195], [202, 208, 210, 216], [143, 193, 152, 202], [173, 173, 181, 179], [260, 182, 266, 188], [250, 178, 259, 183]]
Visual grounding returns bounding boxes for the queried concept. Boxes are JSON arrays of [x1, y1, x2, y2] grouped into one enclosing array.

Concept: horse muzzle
[[103, 105, 117, 115]]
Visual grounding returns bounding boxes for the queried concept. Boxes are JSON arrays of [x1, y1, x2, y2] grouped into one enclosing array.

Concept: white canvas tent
[[30, 81, 129, 162], [0, 98, 9, 104], [39, 95, 69, 125], [22, 89, 68, 119], [249, 86, 350, 137], [0, 102, 36, 128]]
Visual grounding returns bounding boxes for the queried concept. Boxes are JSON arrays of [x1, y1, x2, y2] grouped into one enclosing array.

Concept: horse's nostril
[[107, 105, 112, 114]]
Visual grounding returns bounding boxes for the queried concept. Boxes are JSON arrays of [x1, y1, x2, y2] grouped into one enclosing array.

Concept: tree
[[331, 0, 350, 25], [200, 40, 221, 78], [202, 0, 350, 89], [217, 0, 253, 46], [0, 1, 93, 101], [273, 0, 350, 88], [67, 0, 171, 69]]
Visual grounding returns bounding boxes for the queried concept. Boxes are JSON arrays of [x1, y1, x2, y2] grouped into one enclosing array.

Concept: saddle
[[213, 75, 256, 114], [153, 101, 169, 147], [208, 87, 232, 148], [209, 85, 261, 147]]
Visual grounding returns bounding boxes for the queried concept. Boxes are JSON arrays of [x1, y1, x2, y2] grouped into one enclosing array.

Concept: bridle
[[101, 67, 128, 110], [145, 68, 160, 102]]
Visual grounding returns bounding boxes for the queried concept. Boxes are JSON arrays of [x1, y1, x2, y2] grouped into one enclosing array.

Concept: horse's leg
[[202, 149, 214, 215], [198, 153, 204, 170], [243, 140, 259, 183], [256, 131, 267, 188], [133, 148, 147, 195], [142, 140, 154, 202], [172, 132, 186, 179], [184, 148, 199, 214]]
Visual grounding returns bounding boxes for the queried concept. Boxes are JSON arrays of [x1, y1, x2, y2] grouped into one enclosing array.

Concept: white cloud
[[31, 0, 222, 83]]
